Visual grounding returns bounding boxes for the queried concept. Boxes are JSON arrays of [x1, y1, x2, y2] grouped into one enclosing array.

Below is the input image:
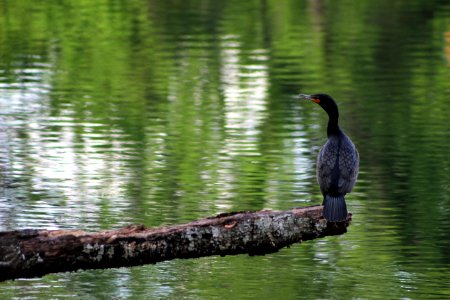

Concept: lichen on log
[[0, 205, 350, 281]]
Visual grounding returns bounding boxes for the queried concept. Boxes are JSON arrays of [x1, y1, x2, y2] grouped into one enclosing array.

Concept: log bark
[[0, 205, 350, 282]]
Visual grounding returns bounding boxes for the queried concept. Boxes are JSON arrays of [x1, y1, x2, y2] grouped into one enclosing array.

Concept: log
[[0, 205, 350, 282]]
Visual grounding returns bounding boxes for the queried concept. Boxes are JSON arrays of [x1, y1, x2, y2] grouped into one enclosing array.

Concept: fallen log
[[0, 205, 350, 281]]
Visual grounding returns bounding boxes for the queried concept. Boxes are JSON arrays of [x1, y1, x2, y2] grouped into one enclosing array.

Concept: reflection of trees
[[0, 0, 449, 296]]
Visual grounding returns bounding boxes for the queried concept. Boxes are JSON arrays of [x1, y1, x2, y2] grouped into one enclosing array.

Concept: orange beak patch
[[312, 98, 320, 103]]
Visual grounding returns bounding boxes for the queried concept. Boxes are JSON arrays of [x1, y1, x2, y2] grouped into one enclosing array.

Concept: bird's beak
[[298, 94, 320, 103], [298, 94, 312, 100]]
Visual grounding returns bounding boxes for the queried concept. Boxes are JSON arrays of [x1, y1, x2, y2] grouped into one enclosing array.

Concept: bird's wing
[[338, 138, 359, 193], [317, 140, 338, 194]]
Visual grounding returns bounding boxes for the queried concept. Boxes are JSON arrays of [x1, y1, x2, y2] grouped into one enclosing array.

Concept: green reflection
[[0, 0, 449, 299]]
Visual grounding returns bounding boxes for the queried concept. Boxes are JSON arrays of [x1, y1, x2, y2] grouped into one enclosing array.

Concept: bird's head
[[298, 93, 339, 118]]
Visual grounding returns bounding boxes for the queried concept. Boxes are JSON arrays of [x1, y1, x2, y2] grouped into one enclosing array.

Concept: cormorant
[[299, 93, 359, 222]]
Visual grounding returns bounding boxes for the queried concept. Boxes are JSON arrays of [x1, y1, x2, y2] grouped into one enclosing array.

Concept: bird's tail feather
[[322, 195, 347, 222]]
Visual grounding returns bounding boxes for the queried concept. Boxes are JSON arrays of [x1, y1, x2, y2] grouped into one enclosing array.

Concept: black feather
[[322, 195, 348, 222]]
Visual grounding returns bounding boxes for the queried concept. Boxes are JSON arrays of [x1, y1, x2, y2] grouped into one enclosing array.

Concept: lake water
[[0, 1, 449, 299]]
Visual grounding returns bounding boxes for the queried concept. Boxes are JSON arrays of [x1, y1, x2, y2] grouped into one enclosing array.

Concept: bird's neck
[[327, 114, 341, 137]]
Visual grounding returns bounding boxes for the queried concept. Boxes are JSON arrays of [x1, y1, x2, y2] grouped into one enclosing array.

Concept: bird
[[299, 93, 359, 222]]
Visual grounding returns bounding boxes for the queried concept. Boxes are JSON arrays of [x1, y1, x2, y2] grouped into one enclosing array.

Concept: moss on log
[[0, 205, 350, 281]]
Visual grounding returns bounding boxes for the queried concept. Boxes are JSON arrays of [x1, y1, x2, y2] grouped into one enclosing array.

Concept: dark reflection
[[0, 0, 449, 299]]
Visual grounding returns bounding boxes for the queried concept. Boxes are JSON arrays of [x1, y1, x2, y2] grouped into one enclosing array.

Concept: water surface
[[0, 1, 449, 299]]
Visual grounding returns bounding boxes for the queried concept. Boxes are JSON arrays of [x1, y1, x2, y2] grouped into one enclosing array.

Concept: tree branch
[[0, 205, 350, 281]]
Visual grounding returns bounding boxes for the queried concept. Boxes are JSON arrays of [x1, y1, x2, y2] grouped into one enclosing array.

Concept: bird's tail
[[322, 195, 348, 222]]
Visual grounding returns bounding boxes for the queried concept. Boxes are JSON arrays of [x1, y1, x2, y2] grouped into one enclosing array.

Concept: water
[[1, 1, 449, 299]]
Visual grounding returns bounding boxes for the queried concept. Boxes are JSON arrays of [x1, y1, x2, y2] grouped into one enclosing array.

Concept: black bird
[[299, 93, 359, 222]]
